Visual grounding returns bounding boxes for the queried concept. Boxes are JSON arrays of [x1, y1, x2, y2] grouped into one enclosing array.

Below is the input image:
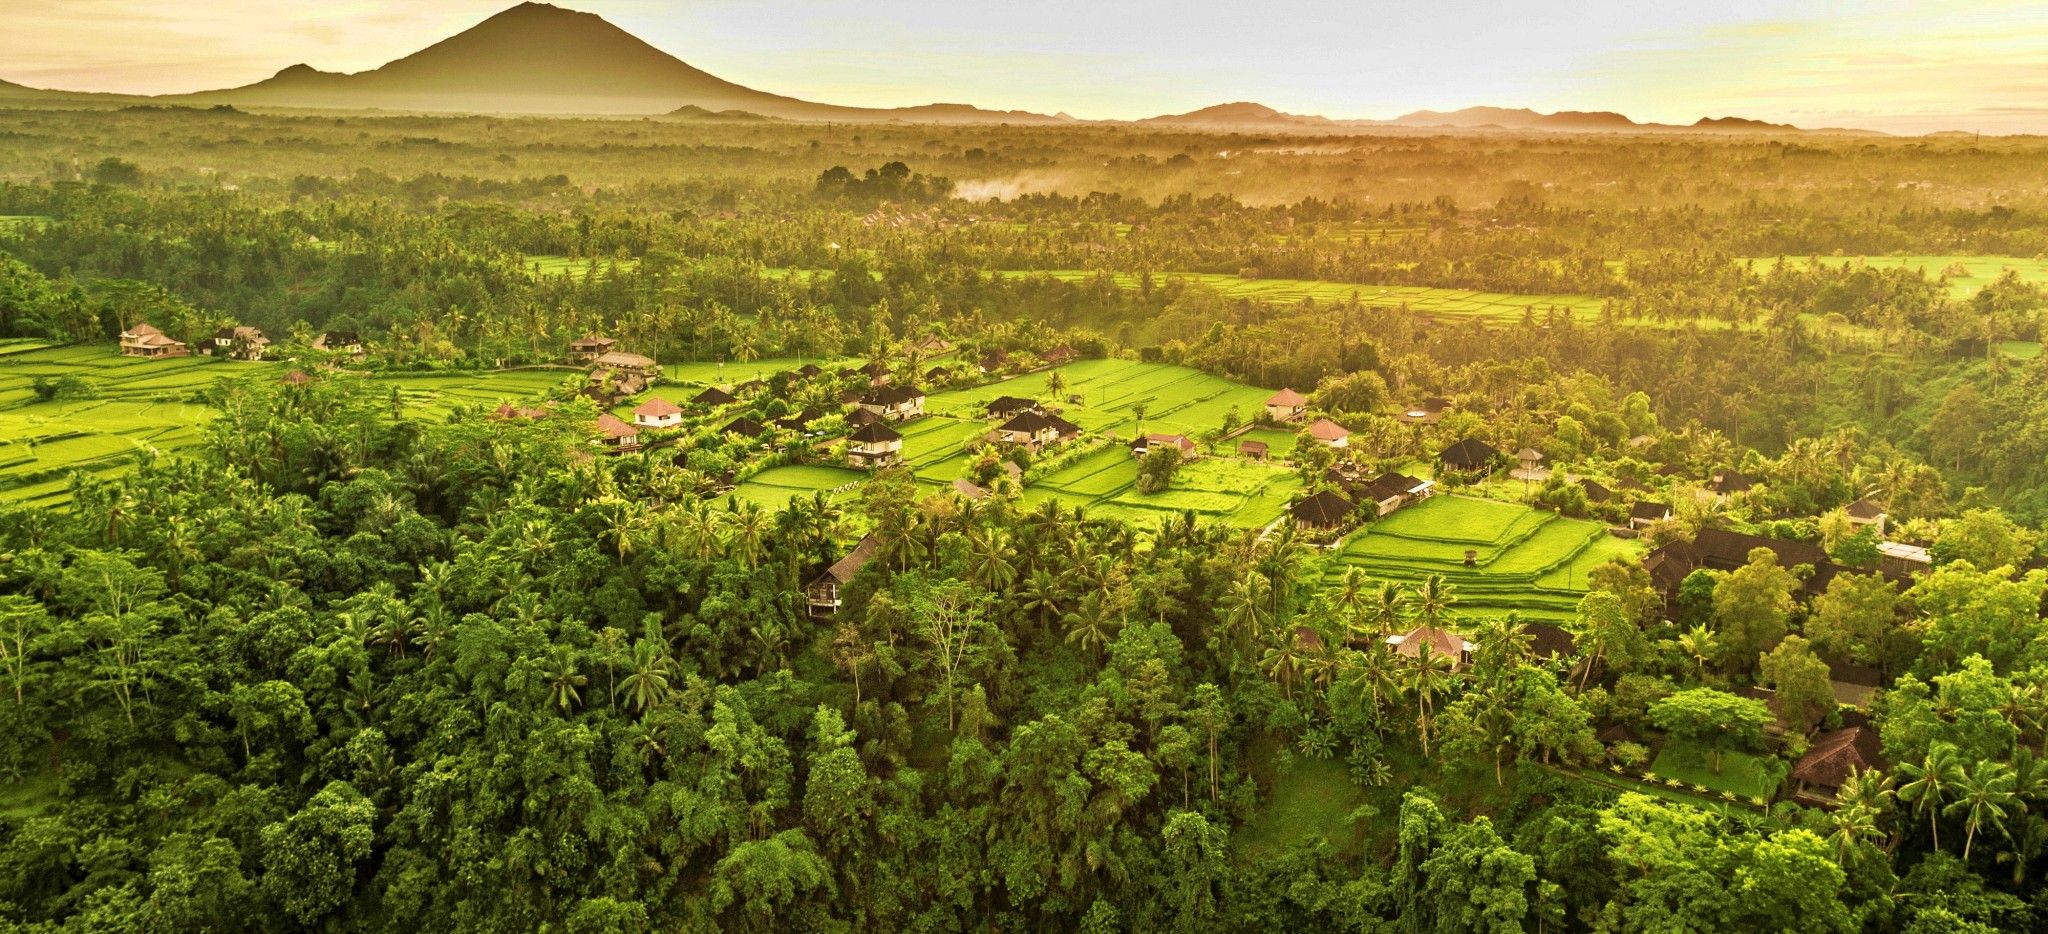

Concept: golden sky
[[8, 0, 2048, 134]]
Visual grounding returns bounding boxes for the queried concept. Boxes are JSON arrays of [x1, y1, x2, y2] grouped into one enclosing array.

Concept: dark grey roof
[[1292, 490, 1355, 527], [1438, 437, 1501, 469], [848, 422, 902, 444]]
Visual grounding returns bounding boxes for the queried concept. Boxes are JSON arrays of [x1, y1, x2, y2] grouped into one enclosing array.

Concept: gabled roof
[[952, 478, 988, 499], [1141, 433, 1196, 451], [861, 385, 925, 406], [1239, 439, 1269, 454], [124, 323, 165, 338], [569, 334, 615, 347], [1579, 479, 1613, 502], [723, 416, 767, 438], [775, 408, 820, 430], [816, 536, 880, 585], [796, 363, 823, 377], [316, 330, 361, 346], [985, 395, 1037, 417], [1363, 472, 1425, 501], [1043, 413, 1081, 436], [1845, 498, 1886, 520], [845, 407, 881, 426], [1292, 490, 1355, 526], [633, 397, 681, 418], [1645, 527, 1839, 598], [1306, 418, 1350, 441], [1790, 726, 1882, 789], [1438, 437, 1501, 468], [1517, 447, 1545, 463], [1525, 622, 1576, 659], [1390, 624, 1469, 660], [1043, 344, 1078, 364], [1267, 388, 1308, 407], [595, 351, 657, 369], [998, 410, 1058, 434], [848, 422, 902, 444], [595, 414, 638, 438], [1708, 469, 1755, 493], [691, 386, 737, 406], [1630, 501, 1671, 521]]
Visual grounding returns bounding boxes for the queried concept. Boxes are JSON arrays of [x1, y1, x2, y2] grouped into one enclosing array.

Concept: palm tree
[[1045, 368, 1068, 402], [1405, 642, 1459, 757], [1470, 614, 1532, 681], [619, 639, 673, 714], [1946, 760, 2018, 861], [1363, 582, 1410, 638], [1678, 624, 1718, 682], [1899, 744, 1965, 853], [545, 647, 587, 712], [1413, 574, 1456, 628], [1063, 591, 1120, 659], [1342, 642, 1403, 715], [1018, 569, 1064, 635], [967, 528, 1017, 591], [1221, 572, 1274, 657], [1260, 629, 1307, 699], [1830, 801, 1883, 865]]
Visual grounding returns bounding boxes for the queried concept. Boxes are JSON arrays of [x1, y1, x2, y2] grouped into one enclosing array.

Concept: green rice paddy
[[525, 254, 641, 277], [1735, 254, 2048, 299], [1326, 494, 1642, 621], [993, 270, 1606, 323]]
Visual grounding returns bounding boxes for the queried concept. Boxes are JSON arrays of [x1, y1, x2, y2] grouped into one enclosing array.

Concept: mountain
[[1135, 102, 1334, 128], [1391, 106, 1641, 131], [1691, 116, 1798, 133], [163, 2, 1064, 123], [667, 105, 777, 122]]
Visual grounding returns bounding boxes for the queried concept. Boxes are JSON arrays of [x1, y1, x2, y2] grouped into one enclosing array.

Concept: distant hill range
[[0, 2, 1873, 133]]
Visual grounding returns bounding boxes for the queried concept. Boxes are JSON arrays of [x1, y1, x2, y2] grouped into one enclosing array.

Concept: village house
[[691, 386, 737, 408], [1707, 469, 1755, 499], [590, 351, 661, 395], [994, 410, 1064, 449], [567, 335, 617, 364], [1042, 344, 1079, 366], [1643, 527, 1842, 616], [1305, 418, 1350, 448], [914, 336, 953, 355], [796, 363, 824, 379], [1788, 725, 1882, 806], [845, 407, 882, 428], [1362, 472, 1433, 517], [984, 396, 1038, 420], [1131, 433, 1198, 460], [806, 536, 879, 617], [857, 385, 926, 421], [1844, 497, 1887, 535], [493, 403, 549, 420], [1291, 489, 1356, 531], [313, 330, 366, 361], [847, 422, 904, 469], [632, 397, 683, 429], [1238, 439, 1269, 461], [119, 323, 187, 358], [723, 416, 768, 440], [1437, 437, 1501, 473], [775, 408, 821, 433], [952, 478, 989, 500], [1517, 447, 1546, 472], [593, 414, 641, 451], [1386, 624, 1473, 668], [977, 349, 1010, 374], [1265, 388, 1309, 422], [209, 326, 270, 361], [1629, 501, 1671, 530], [1578, 478, 1614, 504], [1877, 541, 1933, 577]]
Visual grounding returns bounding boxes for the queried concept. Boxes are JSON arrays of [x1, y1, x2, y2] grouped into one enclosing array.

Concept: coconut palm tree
[[1342, 641, 1403, 716], [1899, 744, 1965, 853], [1678, 624, 1718, 682], [1405, 641, 1460, 757], [619, 639, 673, 714], [1362, 581, 1410, 638], [1063, 591, 1120, 660], [1946, 760, 2018, 862], [1413, 574, 1456, 628]]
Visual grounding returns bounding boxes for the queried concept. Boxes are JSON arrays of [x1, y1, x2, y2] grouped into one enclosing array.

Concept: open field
[[993, 269, 1607, 323], [1326, 494, 1640, 621], [662, 357, 850, 387], [525, 254, 640, 277], [1736, 254, 2048, 299], [1648, 740, 1783, 801], [727, 464, 865, 509], [1999, 340, 2042, 361]]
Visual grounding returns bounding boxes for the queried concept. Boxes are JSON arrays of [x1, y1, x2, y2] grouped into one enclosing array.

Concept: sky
[[8, 0, 2048, 134]]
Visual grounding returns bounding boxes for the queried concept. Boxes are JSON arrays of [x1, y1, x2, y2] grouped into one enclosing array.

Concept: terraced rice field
[[727, 464, 865, 509], [663, 357, 850, 388], [1022, 445, 1301, 529], [1326, 495, 1642, 621], [0, 346, 590, 506], [1735, 255, 2048, 299], [993, 270, 1606, 323]]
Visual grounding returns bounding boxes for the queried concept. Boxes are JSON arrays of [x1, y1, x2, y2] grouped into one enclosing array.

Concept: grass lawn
[[728, 464, 865, 509], [1235, 426, 1299, 459], [1237, 754, 1372, 860], [1648, 739, 1784, 800], [1999, 340, 2042, 361], [663, 357, 851, 387]]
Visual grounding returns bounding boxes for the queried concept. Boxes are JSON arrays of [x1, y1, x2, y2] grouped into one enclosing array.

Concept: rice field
[[1326, 494, 1642, 621], [525, 254, 641, 277], [1735, 254, 2048, 299], [726, 464, 865, 509], [992, 270, 1606, 323]]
